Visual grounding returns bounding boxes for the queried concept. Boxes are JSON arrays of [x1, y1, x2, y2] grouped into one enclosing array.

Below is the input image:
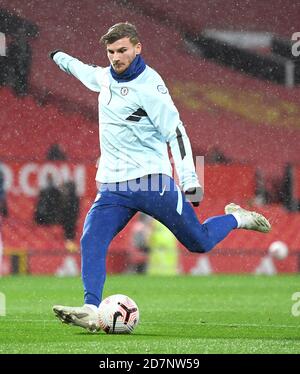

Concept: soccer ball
[[98, 294, 139, 334], [268, 241, 289, 260]]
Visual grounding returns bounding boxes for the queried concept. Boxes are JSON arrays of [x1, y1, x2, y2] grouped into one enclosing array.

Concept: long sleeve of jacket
[[140, 77, 200, 192], [52, 51, 102, 92]]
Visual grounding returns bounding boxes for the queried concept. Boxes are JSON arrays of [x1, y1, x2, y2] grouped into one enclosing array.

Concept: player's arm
[[49, 50, 101, 92], [141, 81, 203, 206]]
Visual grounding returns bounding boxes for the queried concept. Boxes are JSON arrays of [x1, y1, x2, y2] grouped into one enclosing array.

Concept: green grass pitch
[[0, 274, 299, 354]]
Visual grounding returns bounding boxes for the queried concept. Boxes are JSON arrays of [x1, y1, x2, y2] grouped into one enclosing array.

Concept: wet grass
[[0, 274, 299, 354]]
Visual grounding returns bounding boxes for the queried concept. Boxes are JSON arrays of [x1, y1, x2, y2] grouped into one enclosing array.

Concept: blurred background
[[0, 0, 300, 277]]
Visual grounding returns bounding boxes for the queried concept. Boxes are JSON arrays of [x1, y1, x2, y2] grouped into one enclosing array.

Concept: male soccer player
[[51, 23, 271, 332]]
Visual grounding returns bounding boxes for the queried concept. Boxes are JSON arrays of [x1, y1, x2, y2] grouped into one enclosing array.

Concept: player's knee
[[80, 230, 109, 256], [80, 233, 97, 256], [187, 239, 214, 253]]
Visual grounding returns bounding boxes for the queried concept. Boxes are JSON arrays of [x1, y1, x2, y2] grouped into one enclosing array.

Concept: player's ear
[[135, 42, 142, 54]]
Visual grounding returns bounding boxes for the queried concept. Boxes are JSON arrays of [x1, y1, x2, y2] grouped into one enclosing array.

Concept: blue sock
[[202, 214, 238, 250]]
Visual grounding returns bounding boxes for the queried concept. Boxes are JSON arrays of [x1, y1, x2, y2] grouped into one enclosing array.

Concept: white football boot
[[53, 305, 100, 333], [225, 203, 271, 233]]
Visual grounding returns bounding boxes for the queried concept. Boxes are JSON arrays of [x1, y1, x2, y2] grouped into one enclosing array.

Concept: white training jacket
[[53, 52, 200, 192]]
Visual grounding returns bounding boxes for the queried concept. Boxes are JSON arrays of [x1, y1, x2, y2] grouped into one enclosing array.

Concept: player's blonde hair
[[100, 22, 140, 46]]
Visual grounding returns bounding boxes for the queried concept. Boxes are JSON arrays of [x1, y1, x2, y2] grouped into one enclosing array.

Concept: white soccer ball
[[98, 294, 139, 334], [268, 241, 289, 260]]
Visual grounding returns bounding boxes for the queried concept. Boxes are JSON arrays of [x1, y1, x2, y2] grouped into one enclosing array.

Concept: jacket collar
[[110, 54, 146, 83]]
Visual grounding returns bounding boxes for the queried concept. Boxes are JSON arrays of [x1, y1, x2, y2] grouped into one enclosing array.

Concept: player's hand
[[184, 186, 203, 207], [49, 50, 62, 59]]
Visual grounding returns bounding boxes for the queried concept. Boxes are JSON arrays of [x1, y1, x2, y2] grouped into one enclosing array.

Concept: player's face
[[106, 37, 142, 74]]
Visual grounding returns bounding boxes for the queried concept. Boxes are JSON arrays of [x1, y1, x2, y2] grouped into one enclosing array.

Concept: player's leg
[[137, 175, 270, 253], [150, 198, 236, 253], [53, 194, 137, 331], [80, 202, 136, 307]]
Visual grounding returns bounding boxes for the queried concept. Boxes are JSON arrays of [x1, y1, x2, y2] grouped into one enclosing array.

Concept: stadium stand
[[1, 0, 299, 180], [121, 0, 300, 38], [0, 87, 98, 161], [1, 0, 299, 274]]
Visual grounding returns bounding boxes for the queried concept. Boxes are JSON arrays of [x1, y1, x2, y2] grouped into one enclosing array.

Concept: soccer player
[[51, 23, 271, 332]]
